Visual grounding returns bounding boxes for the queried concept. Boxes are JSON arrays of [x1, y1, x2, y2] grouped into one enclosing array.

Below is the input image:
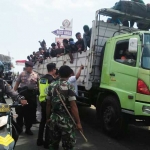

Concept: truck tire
[[97, 95, 123, 137]]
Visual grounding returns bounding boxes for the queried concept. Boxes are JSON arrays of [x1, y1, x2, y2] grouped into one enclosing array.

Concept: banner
[[16, 60, 26, 66]]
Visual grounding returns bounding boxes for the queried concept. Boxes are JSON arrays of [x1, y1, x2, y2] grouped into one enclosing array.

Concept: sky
[[0, 0, 149, 73]]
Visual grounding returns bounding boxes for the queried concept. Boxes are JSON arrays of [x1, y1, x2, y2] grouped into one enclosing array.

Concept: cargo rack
[[96, 8, 150, 25]]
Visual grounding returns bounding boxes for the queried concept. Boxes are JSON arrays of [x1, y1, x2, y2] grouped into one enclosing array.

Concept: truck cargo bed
[[33, 21, 138, 90]]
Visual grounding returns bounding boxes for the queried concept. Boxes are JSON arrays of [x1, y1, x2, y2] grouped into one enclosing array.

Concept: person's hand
[[78, 48, 81, 51], [76, 123, 83, 132], [20, 100, 28, 106], [80, 65, 84, 70]]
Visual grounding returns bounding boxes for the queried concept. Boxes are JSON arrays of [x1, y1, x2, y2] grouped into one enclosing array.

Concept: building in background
[[0, 54, 13, 72]]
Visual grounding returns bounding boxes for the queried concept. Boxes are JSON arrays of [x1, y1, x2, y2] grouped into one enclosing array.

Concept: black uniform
[[37, 74, 55, 147], [15, 61, 39, 134], [0, 78, 24, 141]]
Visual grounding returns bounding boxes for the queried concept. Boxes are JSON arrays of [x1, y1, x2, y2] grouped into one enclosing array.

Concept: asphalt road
[[6, 99, 150, 150]]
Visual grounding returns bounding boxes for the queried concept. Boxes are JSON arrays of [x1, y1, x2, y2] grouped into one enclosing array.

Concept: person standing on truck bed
[[14, 61, 39, 135], [75, 32, 85, 53], [37, 63, 56, 149], [107, 17, 122, 25], [68, 65, 84, 96], [83, 25, 92, 51], [46, 65, 82, 150]]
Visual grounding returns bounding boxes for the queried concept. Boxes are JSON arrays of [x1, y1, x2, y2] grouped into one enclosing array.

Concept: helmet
[[0, 61, 4, 74]]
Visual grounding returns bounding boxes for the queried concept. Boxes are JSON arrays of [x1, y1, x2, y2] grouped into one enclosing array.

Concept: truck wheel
[[97, 95, 122, 137]]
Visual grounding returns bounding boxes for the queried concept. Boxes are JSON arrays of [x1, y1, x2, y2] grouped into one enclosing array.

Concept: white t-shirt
[[68, 76, 78, 96]]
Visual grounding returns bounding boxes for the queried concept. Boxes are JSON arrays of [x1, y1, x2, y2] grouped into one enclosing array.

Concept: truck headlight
[[142, 106, 150, 114]]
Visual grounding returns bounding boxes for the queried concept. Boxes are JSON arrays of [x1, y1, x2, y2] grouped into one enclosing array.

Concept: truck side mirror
[[128, 38, 138, 53]]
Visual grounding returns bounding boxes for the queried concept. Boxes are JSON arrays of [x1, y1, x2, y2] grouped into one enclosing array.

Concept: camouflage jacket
[[47, 79, 76, 116]]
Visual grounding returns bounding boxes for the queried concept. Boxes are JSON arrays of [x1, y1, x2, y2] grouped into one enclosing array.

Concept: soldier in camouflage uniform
[[46, 65, 82, 150]]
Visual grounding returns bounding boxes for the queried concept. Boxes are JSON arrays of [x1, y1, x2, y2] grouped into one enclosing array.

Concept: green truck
[[34, 8, 150, 136]]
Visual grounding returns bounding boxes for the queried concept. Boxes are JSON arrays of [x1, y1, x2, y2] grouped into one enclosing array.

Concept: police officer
[[37, 63, 56, 148], [14, 61, 39, 135], [46, 65, 82, 150]]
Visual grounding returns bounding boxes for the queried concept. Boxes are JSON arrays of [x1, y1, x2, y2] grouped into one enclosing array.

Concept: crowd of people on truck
[[26, 25, 91, 65], [26, 1, 150, 68], [26, 0, 150, 67]]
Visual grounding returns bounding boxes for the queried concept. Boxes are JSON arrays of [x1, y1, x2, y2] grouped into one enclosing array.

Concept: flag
[[16, 60, 26, 66]]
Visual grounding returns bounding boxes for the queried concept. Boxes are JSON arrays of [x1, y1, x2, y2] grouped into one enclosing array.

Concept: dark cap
[[25, 61, 33, 67]]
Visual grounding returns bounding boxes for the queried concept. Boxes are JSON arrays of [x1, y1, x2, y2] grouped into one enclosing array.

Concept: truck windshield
[[141, 34, 150, 70]]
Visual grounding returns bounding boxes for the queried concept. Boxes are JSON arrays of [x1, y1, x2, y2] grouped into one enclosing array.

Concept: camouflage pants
[[49, 113, 76, 150]]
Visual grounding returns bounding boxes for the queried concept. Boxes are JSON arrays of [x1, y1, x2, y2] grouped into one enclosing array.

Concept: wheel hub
[[103, 106, 116, 129]]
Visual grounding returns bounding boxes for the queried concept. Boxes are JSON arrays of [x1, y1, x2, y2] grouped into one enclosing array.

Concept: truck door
[[109, 38, 139, 113]]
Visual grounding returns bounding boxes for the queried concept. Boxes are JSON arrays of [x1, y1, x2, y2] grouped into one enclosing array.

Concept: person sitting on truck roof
[[75, 32, 85, 53], [63, 39, 74, 63], [107, 17, 122, 25], [83, 25, 92, 51]]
